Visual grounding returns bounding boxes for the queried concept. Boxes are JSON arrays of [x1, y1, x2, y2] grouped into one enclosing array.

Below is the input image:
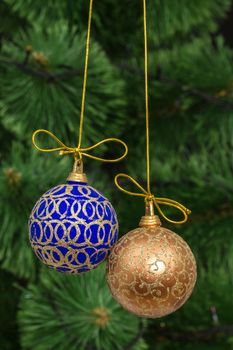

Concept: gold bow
[[32, 129, 128, 163], [115, 173, 191, 224]]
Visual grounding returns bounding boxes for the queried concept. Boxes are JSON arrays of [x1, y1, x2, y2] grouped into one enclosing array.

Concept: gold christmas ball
[[106, 207, 197, 318]]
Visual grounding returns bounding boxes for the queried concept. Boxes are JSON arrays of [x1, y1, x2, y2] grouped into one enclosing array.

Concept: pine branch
[[44, 290, 72, 341], [161, 76, 233, 110], [0, 57, 82, 81], [153, 324, 233, 341], [2, 52, 233, 110], [0, 34, 24, 49], [2, 44, 233, 111], [123, 319, 145, 350], [0, 26, 126, 142], [119, 62, 233, 110], [18, 266, 143, 350]]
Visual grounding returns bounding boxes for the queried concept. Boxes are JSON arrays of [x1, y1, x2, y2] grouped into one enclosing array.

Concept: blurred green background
[[1, 0, 233, 349]]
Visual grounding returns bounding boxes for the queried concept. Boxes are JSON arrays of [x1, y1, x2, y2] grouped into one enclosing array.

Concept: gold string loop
[[32, 129, 128, 163], [115, 173, 191, 225]]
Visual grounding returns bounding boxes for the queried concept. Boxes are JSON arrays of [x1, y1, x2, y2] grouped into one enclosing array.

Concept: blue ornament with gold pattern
[[29, 160, 118, 273]]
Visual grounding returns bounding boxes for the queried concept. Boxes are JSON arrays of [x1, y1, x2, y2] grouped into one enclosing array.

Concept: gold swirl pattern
[[106, 226, 197, 318], [29, 183, 118, 273]]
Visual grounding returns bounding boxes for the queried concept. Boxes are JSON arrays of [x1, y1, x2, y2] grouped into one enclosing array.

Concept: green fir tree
[[1, 0, 233, 349]]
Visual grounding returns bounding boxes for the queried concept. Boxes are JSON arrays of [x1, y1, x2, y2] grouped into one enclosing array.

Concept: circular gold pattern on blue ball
[[29, 182, 118, 273]]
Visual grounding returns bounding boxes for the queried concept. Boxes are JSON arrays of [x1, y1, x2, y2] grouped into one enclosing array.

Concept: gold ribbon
[[32, 129, 128, 163], [115, 173, 191, 224]]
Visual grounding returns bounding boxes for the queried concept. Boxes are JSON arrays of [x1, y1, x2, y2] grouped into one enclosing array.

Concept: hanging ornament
[[107, 200, 196, 318], [28, 0, 128, 274], [29, 159, 120, 273], [106, 0, 197, 318]]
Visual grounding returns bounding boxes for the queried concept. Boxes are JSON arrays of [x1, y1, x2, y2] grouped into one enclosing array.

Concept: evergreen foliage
[[18, 265, 147, 350], [0, 0, 233, 349], [0, 24, 125, 144]]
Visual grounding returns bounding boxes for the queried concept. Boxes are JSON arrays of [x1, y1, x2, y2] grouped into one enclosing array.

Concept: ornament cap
[[139, 200, 161, 227], [67, 159, 88, 183]]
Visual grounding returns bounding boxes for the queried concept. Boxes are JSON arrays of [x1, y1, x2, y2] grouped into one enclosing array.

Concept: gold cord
[[78, 0, 93, 148], [32, 0, 128, 165], [143, 0, 150, 194], [114, 0, 191, 225]]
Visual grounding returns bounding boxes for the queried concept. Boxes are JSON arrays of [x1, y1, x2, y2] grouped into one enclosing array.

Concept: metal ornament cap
[[67, 159, 87, 183], [106, 223, 197, 318], [139, 200, 161, 227]]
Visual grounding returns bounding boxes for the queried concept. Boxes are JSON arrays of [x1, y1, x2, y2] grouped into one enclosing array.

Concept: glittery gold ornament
[[106, 202, 197, 318]]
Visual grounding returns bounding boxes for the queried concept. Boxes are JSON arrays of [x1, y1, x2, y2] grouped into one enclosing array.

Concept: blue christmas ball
[[29, 180, 118, 273]]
